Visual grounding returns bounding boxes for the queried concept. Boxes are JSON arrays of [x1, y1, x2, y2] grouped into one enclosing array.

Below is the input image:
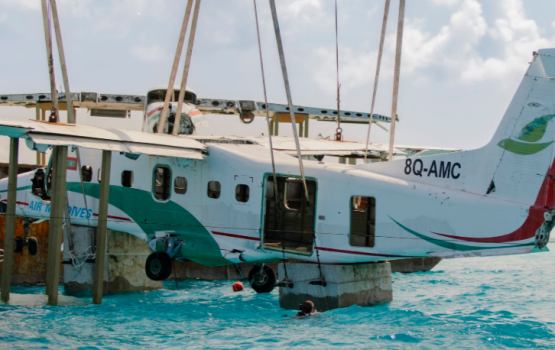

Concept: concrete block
[[278, 262, 392, 311], [64, 226, 161, 296]]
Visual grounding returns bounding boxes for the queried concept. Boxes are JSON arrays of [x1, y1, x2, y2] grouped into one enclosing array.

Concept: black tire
[[145, 252, 172, 281], [28, 237, 38, 256], [248, 265, 277, 293], [14, 237, 23, 253]]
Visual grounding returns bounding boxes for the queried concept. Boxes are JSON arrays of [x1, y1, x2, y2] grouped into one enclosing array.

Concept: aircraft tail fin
[[358, 49, 555, 209]]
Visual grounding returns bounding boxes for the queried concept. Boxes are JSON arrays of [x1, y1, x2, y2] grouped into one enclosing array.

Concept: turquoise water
[[2, 249, 555, 349]]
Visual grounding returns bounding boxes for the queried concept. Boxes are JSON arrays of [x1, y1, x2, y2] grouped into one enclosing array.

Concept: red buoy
[[233, 282, 244, 292]]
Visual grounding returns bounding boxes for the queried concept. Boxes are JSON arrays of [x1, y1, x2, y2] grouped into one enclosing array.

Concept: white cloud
[[130, 45, 168, 63], [310, 0, 555, 89]]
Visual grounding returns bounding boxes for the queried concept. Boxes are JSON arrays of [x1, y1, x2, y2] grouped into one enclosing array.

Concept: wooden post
[[1, 138, 19, 303], [158, 0, 194, 134], [304, 115, 309, 138], [388, 0, 405, 161], [339, 157, 346, 164], [46, 146, 67, 305], [349, 158, 356, 165], [93, 150, 112, 304], [298, 121, 304, 138]]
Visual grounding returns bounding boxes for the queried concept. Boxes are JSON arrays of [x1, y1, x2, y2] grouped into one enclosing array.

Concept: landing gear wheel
[[145, 252, 172, 281], [248, 265, 277, 293], [14, 237, 23, 253], [27, 237, 38, 256]]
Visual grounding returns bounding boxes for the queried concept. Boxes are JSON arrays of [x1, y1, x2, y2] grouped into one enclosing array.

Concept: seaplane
[[0, 49, 554, 294]]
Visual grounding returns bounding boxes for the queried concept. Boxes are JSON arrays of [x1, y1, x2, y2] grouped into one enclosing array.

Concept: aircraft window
[[81, 166, 92, 183], [153, 166, 171, 201], [175, 176, 187, 194], [350, 196, 376, 248], [207, 181, 221, 199], [236, 184, 250, 203], [284, 178, 302, 210], [122, 170, 133, 188], [98, 168, 101, 183]]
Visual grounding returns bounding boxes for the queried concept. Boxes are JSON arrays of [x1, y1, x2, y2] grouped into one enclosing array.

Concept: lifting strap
[[388, 0, 406, 161], [173, 0, 202, 135], [253, 0, 291, 287], [158, 0, 195, 134], [334, 0, 342, 141], [364, 0, 390, 162], [268, 0, 326, 287]]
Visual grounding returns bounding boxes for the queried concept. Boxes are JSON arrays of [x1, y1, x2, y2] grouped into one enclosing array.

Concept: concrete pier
[[64, 226, 161, 296], [278, 262, 392, 311]]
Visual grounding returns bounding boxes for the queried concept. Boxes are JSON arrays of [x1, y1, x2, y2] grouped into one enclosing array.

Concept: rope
[[268, 0, 311, 215], [269, 0, 327, 287], [334, 0, 342, 141], [253, 0, 290, 285], [364, 0, 390, 162]]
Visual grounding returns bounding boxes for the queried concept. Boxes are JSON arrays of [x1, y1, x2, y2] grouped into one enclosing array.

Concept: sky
[[1, 0, 555, 164]]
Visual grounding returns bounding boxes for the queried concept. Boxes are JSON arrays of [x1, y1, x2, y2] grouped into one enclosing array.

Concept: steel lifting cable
[[334, 0, 342, 141], [252, 0, 292, 287], [364, 0, 391, 162], [268, 0, 326, 286]]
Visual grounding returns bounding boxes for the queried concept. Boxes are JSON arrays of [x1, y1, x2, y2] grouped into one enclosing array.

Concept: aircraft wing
[[195, 98, 393, 125], [191, 135, 405, 158], [0, 92, 393, 125], [0, 119, 206, 160]]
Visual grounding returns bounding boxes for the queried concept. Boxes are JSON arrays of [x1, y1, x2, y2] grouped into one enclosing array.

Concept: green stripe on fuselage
[[0, 185, 33, 194], [389, 216, 533, 251], [67, 182, 229, 267]]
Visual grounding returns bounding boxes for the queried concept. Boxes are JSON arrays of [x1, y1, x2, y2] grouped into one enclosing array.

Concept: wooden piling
[[46, 146, 67, 305], [1, 138, 19, 302], [93, 150, 112, 304]]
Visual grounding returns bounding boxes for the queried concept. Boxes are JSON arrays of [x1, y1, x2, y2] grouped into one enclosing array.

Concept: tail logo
[[498, 114, 555, 155]]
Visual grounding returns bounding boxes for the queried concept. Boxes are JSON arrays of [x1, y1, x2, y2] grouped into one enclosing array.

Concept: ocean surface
[[2, 248, 555, 349]]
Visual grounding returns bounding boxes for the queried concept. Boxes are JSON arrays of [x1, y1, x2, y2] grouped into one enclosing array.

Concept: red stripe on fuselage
[[212, 231, 261, 241], [1, 199, 28, 206], [432, 157, 555, 243], [92, 213, 132, 222]]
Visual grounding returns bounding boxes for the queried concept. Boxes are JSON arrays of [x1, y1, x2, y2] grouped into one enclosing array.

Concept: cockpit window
[[147, 89, 196, 105]]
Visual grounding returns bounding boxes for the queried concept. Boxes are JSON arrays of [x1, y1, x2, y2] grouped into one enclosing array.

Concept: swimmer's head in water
[[299, 300, 314, 314]]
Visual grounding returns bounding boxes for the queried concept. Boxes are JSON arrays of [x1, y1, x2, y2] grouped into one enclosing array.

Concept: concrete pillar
[[1, 138, 19, 302], [46, 145, 68, 305], [64, 227, 162, 296], [278, 262, 392, 311], [93, 150, 111, 304]]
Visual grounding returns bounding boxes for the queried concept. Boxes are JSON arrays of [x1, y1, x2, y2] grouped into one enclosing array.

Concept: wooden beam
[[46, 146, 67, 305], [93, 150, 112, 304], [1, 138, 19, 303]]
